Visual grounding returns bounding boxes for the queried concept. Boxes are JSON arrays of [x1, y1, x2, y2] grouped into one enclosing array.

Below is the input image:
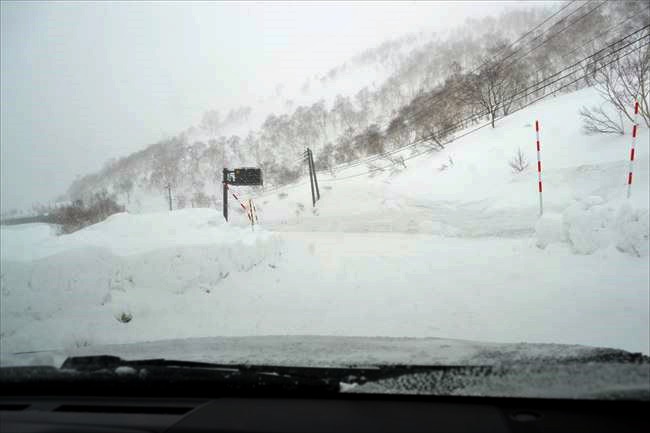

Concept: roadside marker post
[[627, 101, 639, 199], [222, 167, 263, 221], [535, 120, 544, 216]]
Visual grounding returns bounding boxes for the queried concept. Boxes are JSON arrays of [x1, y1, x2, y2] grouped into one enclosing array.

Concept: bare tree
[[200, 110, 221, 138], [579, 104, 625, 135], [385, 114, 411, 149], [586, 41, 650, 128], [464, 42, 528, 128], [116, 176, 134, 203], [508, 148, 530, 173], [149, 137, 184, 196]]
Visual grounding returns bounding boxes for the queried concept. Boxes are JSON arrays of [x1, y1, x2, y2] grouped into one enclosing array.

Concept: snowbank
[[1, 208, 274, 261], [534, 198, 649, 257], [534, 212, 566, 249], [0, 209, 282, 355], [615, 203, 650, 258]]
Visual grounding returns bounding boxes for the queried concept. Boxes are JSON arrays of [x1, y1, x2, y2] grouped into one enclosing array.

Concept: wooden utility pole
[[308, 148, 320, 201], [167, 184, 173, 211], [307, 149, 316, 207]]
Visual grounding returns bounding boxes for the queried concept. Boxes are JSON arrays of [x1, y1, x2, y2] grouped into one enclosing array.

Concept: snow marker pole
[[627, 101, 639, 199], [231, 190, 249, 216], [535, 120, 543, 216], [251, 200, 260, 224]]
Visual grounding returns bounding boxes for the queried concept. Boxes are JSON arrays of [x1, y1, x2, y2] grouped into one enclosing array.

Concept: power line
[[319, 36, 649, 184], [497, 0, 580, 57], [321, 2, 581, 175], [253, 21, 648, 198], [396, 1, 582, 129], [560, 3, 650, 61], [395, 0, 605, 141], [503, 0, 608, 71], [322, 24, 649, 174], [323, 1, 602, 174]]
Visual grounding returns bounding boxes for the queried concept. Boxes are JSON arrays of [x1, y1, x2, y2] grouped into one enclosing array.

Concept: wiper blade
[[2, 355, 342, 396], [1, 355, 495, 398], [60, 355, 237, 371], [60, 356, 494, 382]]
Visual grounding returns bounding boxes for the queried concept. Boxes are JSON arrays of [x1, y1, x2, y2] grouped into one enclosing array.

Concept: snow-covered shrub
[[116, 311, 133, 323], [534, 197, 648, 257], [508, 148, 529, 173], [553, 197, 649, 257], [615, 203, 650, 258], [53, 191, 125, 234], [563, 197, 616, 254]]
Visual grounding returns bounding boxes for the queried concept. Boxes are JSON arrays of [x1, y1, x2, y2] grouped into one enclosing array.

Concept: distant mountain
[[59, 1, 647, 214]]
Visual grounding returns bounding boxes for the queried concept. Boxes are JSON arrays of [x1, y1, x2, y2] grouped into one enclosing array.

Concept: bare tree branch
[[579, 105, 625, 135]]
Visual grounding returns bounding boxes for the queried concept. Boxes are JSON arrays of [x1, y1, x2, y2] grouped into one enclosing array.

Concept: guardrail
[[0, 214, 58, 226]]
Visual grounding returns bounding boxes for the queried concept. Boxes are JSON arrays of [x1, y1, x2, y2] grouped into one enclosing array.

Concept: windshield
[[1, 0, 649, 399]]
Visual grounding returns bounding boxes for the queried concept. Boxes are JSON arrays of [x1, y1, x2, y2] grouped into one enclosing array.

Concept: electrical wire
[[321, 1, 600, 174], [321, 24, 649, 174], [319, 37, 649, 183]]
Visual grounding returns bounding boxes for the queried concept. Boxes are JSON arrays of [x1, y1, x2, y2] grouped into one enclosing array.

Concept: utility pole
[[306, 149, 316, 207], [308, 148, 320, 201], [167, 184, 173, 211]]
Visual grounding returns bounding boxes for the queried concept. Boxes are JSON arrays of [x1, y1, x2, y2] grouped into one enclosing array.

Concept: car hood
[[2, 335, 646, 369]]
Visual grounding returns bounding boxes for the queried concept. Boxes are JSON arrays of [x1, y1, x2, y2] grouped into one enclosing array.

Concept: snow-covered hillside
[[1, 88, 648, 368], [254, 88, 649, 252]]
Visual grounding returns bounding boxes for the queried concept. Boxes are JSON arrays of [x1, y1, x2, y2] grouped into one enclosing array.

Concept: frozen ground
[[1, 88, 648, 367]]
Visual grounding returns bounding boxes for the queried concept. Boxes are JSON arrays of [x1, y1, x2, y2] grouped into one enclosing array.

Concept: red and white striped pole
[[627, 101, 639, 199], [535, 120, 544, 216], [231, 190, 249, 215]]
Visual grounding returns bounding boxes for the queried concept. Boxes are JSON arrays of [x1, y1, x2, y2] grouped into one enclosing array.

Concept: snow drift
[[1, 209, 281, 355]]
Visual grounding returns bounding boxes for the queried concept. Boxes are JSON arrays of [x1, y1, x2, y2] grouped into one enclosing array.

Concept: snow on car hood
[[3, 335, 646, 369]]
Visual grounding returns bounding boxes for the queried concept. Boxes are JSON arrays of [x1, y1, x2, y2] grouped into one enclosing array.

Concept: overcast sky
[[1, 0, 552, 212]]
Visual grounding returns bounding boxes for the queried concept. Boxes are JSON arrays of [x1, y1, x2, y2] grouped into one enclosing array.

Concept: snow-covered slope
[[254, 87, 649, 256], [1, 88, 648, 368]]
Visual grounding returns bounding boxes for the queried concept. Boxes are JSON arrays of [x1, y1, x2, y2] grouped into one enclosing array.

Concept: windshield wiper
[[3, 356, 648, 400], [1, 355, 492, 397], [1, 355, 339, 396]]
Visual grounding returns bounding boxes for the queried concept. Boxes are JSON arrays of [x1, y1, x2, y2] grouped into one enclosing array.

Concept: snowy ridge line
[[316, 36, 650, 184], [320, 24, 650, 176]]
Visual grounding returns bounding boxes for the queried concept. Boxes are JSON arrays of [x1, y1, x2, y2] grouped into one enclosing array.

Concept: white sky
[[1, 0, 554, 211]]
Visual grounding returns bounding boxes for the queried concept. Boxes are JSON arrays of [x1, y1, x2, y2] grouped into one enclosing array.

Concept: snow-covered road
[[250, 231, 649, 354]]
